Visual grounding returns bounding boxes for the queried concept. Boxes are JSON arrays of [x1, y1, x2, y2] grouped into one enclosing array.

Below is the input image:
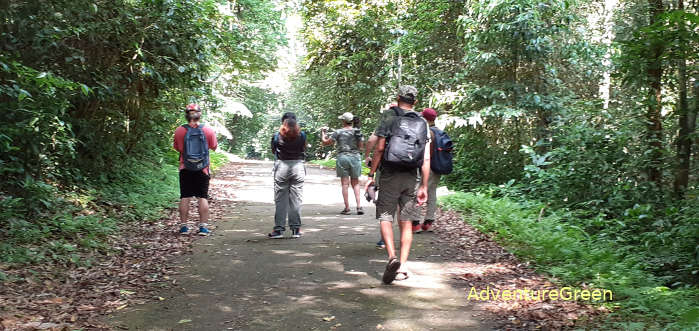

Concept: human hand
[[416, 186, 427, 206], [365, 178, 375, 191]]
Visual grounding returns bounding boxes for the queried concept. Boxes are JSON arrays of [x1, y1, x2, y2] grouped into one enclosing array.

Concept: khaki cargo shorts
[[375, 169, 423, 222]]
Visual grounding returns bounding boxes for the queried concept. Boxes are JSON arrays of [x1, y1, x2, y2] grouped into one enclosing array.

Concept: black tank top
[[273, 132, 306, 160]]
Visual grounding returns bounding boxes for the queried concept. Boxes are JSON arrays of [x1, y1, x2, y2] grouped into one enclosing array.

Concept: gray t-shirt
[[330, 128, 363, 155]]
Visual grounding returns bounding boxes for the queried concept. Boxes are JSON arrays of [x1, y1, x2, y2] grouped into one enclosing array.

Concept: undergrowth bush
[[0, 150, 230, 267], [442, 192, 699, 330]]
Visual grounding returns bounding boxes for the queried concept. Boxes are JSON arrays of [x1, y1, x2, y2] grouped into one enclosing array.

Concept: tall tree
[[673, 0, 696, 196], [646, 0, 666, 185]]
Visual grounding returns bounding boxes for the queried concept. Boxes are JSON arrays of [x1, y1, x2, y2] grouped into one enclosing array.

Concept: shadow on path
[[109, 161, 496, 330]]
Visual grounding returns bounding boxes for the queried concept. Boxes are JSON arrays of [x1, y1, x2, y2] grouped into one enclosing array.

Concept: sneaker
[[357, 207, 364, 215], [291, 228, 302, 238], [412, 223, 422, 233], [197, 225, 211, 236], [422, 220, 434, 232], [340, 208, 351, 215], [179, 225, 190, 235], [268, 230, 284, 239], [376, 239, 385, 249]]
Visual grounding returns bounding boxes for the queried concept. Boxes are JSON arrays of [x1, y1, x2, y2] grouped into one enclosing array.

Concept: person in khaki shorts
[[365, 85, 431, 284], [321, 112, 365, 215]]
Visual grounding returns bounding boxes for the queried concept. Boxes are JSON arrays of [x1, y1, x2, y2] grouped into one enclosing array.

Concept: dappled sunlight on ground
[[110, 161, 498, 330]]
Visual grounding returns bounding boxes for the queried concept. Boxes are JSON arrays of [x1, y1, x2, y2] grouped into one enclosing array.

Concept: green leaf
[[680, 307, 699, 325], [80, 84, 90, 96], [17, 89, 32, 101]]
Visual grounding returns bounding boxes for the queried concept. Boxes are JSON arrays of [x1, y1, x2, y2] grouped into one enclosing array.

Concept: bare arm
[[321, 130, 335, 146], [369, 137, 385, 176], [414, 140, 431, 205], [364, 133, 378, 165], [420, 139, 431, 189]]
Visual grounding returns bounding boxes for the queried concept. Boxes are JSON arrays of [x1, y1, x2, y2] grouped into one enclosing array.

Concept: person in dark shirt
[[269, 112, 306, 239]]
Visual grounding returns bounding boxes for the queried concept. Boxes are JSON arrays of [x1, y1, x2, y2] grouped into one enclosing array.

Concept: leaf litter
[[433, 209, 608, 330], [0, 163, 241, 330]]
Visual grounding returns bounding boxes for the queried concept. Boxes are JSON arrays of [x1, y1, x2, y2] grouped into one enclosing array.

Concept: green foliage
[[442, 192, 699, 329], [0, 0, 285, 264], [0, 149, 230, 266]]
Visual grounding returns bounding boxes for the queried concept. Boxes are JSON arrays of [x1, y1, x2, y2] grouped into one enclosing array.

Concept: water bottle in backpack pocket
[[182, 124, 210, 171], [382, 111, 428, 170]]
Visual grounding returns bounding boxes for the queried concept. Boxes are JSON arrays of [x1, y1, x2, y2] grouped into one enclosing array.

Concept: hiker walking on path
[[269, 112, 307, 239], [173, 103, 218, 235], [366, 86, 431, 284], [412, 107, 452, 233], [321, 112, 365, 215]]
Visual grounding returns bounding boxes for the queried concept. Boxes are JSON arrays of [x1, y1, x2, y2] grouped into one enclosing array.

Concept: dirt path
[[109, 160, 498, 330]]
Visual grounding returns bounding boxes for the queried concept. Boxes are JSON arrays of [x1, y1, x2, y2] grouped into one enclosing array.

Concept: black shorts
[[179, 169, 210, 199]]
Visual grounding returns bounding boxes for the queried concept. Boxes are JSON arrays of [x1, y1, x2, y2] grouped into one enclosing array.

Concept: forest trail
[[109, 160, 497, 330]]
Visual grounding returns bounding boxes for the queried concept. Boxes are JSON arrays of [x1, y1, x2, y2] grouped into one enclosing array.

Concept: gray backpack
[[382, 110, 428, 170]]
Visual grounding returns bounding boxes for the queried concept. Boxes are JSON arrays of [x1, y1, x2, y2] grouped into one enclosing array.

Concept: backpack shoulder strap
[[392, 107, 404, 117]]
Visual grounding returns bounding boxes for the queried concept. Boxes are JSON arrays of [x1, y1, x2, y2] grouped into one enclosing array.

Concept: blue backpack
[[429, 127, 453, 174], [182, 124, 209, 171]]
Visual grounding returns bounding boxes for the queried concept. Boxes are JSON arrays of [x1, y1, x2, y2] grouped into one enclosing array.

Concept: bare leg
[[351, 178, 361, 208], [341, 177, 350, 210], [381, 220, 396, 258], [398, 220, 413, 264], [198, 198, 209, 223], [179, 198, 191, 223]]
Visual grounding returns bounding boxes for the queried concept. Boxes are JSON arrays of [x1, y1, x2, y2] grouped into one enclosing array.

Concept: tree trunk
[[646, 0, 665, 186], [674, 0, 692, 197], [599, 0, 619, 109]]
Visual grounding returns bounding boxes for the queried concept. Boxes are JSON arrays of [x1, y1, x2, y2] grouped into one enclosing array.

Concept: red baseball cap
[[185, 103, 200, 111], [422, 108, 437, 121]]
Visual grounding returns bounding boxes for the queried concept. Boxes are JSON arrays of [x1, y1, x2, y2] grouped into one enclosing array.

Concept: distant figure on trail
[[269, 112, 307, 239], [173, 103, 218, 235], [321, 112, 365, 215], [366, 85, 431, 284]]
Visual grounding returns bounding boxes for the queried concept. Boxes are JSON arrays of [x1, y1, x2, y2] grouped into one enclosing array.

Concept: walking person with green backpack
[[321, 112, 365, 215], [173, 103, 218, 235], [365, 85, 431, 284]]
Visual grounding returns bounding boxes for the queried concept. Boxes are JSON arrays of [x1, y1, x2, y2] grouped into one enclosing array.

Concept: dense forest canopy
[[1, 0, 697, 329]]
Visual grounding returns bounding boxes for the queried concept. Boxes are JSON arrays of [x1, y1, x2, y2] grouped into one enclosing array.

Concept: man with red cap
[[413, 108, 439, 233], [173, 103, 218, 235]]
